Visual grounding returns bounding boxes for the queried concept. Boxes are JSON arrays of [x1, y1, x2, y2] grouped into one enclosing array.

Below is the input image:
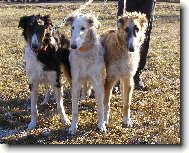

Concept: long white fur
[[66, 14, 106, 135]]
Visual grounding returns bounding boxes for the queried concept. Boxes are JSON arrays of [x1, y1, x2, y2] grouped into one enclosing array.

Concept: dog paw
[[61, 118, 71, 125], [97, 123, 107, 133], [123, 118, 133, 128], [68, 125, 77, 135], [27, 122, 36, 130]]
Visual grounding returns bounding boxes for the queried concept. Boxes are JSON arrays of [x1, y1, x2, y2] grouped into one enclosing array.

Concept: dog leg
[[121, 77, 134, 127], [54, 86, 70, 125], [93, 79, 106, 132], [41, 85, 50, 105], [69, 81, 81, 135], [80, 82, 88, 101], [104, 79, 116, 125], [27, 82, 39, 130], [120, 80, 125, 106]]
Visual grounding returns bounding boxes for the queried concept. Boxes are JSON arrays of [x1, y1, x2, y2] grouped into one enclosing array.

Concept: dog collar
[[79, 44, 94, 52]]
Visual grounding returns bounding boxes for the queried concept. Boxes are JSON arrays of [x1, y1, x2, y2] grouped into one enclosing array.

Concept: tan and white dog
[[100, 12, 148, 127], [65, 14, 106, 135]]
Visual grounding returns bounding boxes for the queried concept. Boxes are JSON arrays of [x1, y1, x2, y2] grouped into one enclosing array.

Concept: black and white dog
[[18, 15, 71, 130]]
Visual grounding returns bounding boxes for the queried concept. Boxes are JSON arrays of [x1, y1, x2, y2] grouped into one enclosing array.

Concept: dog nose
[[129, 47, 134, 52], [31, 44, 39, 50], [71, 44, 77, 49]]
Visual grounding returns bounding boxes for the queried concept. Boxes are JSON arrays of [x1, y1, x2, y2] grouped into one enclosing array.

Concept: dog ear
[[117, 17, 124, 29], [86, 14, 101, 29], [139, 13, 148, 33], [65, 16, 75, 26], [43, 15, 53, 28], [18, 16, 30, 29], [86, 29, 95, 43]]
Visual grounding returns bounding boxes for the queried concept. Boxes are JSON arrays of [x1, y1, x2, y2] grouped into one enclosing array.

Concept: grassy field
[[0, 1, 180, 144]]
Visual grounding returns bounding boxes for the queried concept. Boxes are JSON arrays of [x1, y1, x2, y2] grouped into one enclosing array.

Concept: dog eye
[[134, 25, 139, 32], [81, 27, 85, 31], [125, 27, 129, 33]]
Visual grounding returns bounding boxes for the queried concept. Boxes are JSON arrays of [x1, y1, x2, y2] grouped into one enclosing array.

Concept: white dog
[[65, 14, 107, 135]]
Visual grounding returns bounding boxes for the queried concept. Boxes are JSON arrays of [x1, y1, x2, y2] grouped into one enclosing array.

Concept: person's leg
[[139, 0, 156, 20], [133, 0, 156, 90], [134, 20, 152, 90], [125, 0, 139, 12], [117, 0, 126, 17]]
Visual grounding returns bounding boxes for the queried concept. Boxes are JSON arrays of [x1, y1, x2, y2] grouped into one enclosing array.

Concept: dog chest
[[24, 49, 57, 83], [69, 49, 105, 79], [107, 54, 140, 78]]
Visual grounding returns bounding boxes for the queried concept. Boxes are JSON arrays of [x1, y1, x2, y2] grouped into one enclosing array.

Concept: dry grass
[[0, 2, 180, 144]]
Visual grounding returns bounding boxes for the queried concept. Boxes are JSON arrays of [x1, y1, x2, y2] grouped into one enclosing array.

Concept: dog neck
[[79, 44, 94, 52], [116, 31, 127, 48], [79, 29, 96, 52]]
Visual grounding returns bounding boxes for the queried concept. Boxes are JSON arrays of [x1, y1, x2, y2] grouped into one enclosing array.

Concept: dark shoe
[[135, 80, 145, 91], [134, 77, 147, 91]]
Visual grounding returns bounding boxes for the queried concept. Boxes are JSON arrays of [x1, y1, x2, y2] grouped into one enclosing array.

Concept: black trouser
[[117, 0, 156, 83]]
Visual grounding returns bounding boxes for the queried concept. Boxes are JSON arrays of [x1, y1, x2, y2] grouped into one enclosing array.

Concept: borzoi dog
[[100, 12, 148, 127], [18, 15, 70, 130], [65, 14, 106, 135]]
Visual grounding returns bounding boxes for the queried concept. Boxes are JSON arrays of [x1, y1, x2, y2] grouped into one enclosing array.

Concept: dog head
[[117, 12, 148, 52], [18, 14, 54, 52], [65, 13, 101, 50]]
